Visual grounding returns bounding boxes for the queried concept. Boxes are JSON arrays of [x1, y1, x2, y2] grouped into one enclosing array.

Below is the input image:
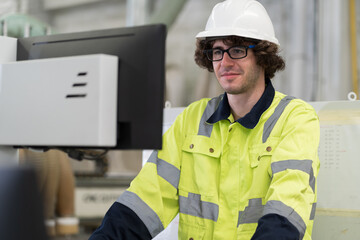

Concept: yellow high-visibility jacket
[[118, 89, 320, 239]]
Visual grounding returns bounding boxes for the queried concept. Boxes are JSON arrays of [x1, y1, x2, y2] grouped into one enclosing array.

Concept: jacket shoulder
[[274, 91, 317, 113], [183, 94, 223, 117]]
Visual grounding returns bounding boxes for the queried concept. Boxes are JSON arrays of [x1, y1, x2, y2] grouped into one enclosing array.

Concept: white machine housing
[[0, 54, 118, 147]]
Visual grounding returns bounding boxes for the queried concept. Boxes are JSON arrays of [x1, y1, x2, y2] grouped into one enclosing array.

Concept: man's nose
[[220, 51, 234, 66]]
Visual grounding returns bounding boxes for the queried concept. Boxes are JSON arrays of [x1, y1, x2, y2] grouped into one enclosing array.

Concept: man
[[90, 0, 320, 239]]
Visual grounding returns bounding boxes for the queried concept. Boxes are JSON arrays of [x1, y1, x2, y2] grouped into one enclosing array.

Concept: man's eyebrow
[[211, 45, 226, 49]]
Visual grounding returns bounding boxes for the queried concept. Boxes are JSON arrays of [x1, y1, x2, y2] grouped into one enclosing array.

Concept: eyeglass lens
[[206, 46, 250, 61]]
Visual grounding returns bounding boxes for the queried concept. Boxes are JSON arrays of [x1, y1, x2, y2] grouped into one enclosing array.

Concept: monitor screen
[[17, 24, 166, 150]]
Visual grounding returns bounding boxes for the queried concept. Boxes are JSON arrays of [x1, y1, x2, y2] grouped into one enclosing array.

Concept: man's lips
[[221, 72, 240, 77]]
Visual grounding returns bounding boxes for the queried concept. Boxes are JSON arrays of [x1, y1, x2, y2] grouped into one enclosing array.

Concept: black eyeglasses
[[203, 45, 256, 62]]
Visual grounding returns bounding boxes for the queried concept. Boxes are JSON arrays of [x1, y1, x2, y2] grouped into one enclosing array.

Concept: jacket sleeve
[[89, 202, 152, 240], [253, 101, 320, 239], [90, 108, 187, 239], [251, 214, 299, 240]]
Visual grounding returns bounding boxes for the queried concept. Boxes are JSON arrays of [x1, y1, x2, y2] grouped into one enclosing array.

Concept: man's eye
[[232, 48, 245, 54], [213, 49, 223, 56]]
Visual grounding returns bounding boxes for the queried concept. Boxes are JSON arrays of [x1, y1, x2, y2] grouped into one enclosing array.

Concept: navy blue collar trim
[[206, 78, 275, 129]]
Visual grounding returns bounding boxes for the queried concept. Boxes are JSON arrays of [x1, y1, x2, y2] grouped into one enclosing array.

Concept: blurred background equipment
[[19, 149, 79, 237], [0, 165, 48, 240]]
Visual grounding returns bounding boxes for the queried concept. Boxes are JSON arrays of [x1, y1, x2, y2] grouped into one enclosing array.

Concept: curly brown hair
[[194, 36, 285, 79]]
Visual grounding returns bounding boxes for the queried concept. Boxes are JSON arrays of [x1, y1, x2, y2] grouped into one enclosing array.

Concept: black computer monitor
[[17, 24, 166, 150]]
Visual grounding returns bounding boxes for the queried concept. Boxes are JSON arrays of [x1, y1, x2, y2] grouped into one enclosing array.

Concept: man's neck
[[227, 82, 266, 121]]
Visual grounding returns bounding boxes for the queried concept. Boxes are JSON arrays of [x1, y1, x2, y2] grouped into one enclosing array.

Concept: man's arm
[[252, 100, 320, 239], [89, 108, 187, 239], [89, 202, 152, 240], [251, 214, 300, 240]]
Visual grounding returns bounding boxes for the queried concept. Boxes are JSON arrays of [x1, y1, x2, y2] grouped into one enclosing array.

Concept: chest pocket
[[179, 134, 221, 197], [248, 137, 280, 197]]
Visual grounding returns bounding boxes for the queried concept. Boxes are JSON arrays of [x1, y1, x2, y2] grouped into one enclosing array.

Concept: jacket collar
[[206, 78, 275, 129]]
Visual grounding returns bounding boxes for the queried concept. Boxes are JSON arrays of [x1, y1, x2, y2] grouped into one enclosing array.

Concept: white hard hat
[[196, 0, 279, 45]]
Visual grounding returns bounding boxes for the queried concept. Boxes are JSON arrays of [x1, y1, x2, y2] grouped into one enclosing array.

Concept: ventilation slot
[[78, 72, 87, 76], [66, 94, 87, 98], [73, 83, 87, 87]]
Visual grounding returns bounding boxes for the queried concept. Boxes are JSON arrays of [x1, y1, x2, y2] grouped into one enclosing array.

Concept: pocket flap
[[182, 135, 221, 158], [249, 137, 280, 168]]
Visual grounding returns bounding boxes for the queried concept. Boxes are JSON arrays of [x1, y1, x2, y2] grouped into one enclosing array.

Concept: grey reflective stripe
[[117, 191, 164, 238], [310, 202, 317, 220], [179, 192, 219, 222], [237, 198, 264, 226], [271, 159, 315, 192], [147, 150, 158, 163], [198, 95, 223, 137], [263, 96, 295, 143], [264, 200, 306, 239], [147, 150, 180, 189]]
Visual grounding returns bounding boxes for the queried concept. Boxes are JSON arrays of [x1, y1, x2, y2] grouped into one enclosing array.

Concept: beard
[[222, 64, 262, 95]]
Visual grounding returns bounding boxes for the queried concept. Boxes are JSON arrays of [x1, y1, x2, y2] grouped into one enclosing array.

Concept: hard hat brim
[[195, 28, 279, 46]]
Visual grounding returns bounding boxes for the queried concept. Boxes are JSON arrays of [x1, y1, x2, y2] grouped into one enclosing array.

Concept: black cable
[[14, 146, 109, 161], [57, 148, 109, 161], [82, 149, 109, 161]]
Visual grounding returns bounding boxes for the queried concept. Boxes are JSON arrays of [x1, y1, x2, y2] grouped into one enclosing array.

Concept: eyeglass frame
[[203, 45, 256, 62]]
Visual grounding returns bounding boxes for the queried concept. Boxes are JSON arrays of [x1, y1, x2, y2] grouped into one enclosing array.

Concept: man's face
[[212, 40, 264, 95]]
